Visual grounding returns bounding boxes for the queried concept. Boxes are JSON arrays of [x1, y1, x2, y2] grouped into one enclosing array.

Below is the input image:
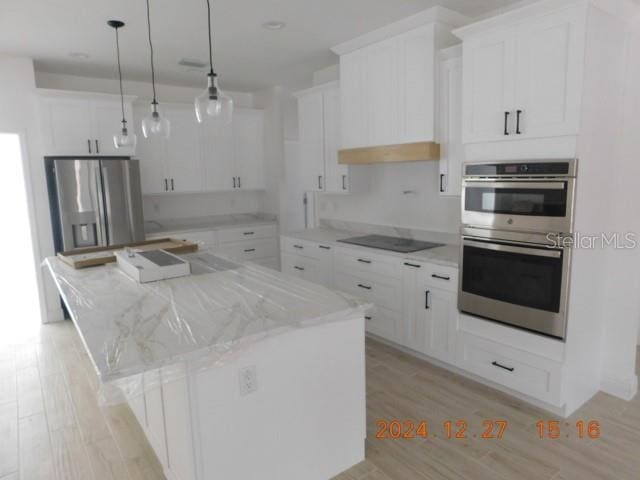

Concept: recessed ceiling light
[[262, 20, 286, 30], [69, 52, 89, 59]]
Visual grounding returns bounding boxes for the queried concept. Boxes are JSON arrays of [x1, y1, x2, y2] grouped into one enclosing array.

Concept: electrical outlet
[[238, 365, 258, 396]]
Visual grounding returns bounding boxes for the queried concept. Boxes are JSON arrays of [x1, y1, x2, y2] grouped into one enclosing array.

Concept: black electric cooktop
[[337, 235, 444, 253]]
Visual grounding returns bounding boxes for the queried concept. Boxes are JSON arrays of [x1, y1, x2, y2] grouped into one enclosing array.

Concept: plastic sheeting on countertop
[[43, 251, 371, 404]]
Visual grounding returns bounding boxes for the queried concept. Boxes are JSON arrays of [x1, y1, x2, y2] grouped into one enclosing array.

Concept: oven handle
[[463, 239, 562, 258], [463, 180, 565, 190]]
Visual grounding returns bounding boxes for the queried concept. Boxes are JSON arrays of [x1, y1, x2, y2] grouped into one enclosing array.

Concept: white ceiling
[[0, 0, 517, 92]]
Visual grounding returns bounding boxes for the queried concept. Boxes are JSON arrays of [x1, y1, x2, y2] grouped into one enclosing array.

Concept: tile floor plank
[[0, 402, 18, 478], [18, 412, 56, 480]]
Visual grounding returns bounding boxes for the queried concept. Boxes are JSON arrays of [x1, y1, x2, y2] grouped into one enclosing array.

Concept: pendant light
[[108, 20, 137, 149], [141, 0, 170, 139], [194, 0, 233, 125]]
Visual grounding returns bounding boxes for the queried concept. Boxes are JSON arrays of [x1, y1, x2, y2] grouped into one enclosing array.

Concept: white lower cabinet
[[456, 331, 563, 406], [146, 223, 280, 270], [143, 370, 169, 469], [401, 261, 458, 362], [280, 234, 565, 408]]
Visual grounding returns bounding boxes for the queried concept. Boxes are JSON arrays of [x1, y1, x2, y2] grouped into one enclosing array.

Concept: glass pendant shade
[[195, 74, 233, 125], [113, 122, 137, 149], [142, 104, 170, 139]]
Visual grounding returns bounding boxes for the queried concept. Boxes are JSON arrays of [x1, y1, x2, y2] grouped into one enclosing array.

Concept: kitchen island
[[45, 251, 368, 480]]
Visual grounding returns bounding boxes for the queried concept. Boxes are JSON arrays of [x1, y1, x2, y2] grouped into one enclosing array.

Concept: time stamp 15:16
[[375, 419, 601, 440]]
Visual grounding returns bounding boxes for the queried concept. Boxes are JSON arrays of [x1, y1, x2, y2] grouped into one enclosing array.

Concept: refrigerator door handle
[[92, 161, 109, 246]]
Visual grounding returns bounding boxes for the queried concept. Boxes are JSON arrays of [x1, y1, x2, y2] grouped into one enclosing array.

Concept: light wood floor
[[0, 321, 638, 480]]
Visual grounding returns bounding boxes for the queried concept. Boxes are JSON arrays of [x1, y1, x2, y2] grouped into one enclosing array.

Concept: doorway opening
[[0, 133, 42, 344]]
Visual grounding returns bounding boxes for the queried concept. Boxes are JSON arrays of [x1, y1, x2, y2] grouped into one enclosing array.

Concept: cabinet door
[[164, 105, 203, 193], [162, 368, 195, 480], [397, 25, 436, 143], [40, 96, 93, 155], [134, 105, 168, 194], [143, 370, 169, 469], [340, 50, 367, 149], [439, 54, 463, 197], [322, 87, 349, 193], [365, 38, 399, 146], [201, 121, 235, 191], [421, 285, 456, 363], [297, 92, 326, 191], [91, 99, 135, 156], [401, 263, 423, 351], [462, 27, 516, 143], [514, 6, 585, 139], [234, 109, 265, 190]]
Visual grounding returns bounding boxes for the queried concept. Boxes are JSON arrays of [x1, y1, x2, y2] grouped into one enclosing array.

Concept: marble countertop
[[282, 227, 460, 267], [44, 251, 367, 385], [145, 213, 278, 235]]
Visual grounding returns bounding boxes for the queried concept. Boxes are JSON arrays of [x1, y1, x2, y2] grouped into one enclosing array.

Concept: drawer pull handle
[[243, 231, 255, 236], [319, 245, 331, 250], [365, 315, 372, 321], [357, 259, 372, 264], [244, 248, 256, 253], [404, 262, 421, 268], [431, 274, 450, 281], [293, 244, 304, 249], [294, 266, 305, 271], [491, 361, 514, 372], [425, 290, 430, 309], [357, 284, 372, 290]]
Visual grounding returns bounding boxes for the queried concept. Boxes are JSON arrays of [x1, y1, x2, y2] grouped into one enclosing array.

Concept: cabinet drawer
[[456, 331, 562, 405], [401, 260, 459, 292], [218, 224, 277, 244], [280, 236, 334, 260], [281, 253, 331, 286], [216, 238, 278, 261], [365, 306, 400, 343], [424, 263, 458, 292], [334, 271, 401, 312], [335, 246, 401, 279]]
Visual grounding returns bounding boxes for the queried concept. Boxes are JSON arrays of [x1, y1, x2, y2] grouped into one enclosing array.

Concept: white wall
[[600, 19, 640, 390], [35, 71, 254, 107], [0, 56, 61, 322], [317, 162, 460, 233]]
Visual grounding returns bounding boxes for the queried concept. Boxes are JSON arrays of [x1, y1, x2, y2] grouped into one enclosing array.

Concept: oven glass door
[[462, 240, 562, 312], [460, 238, 568, 338], [464, 181, 567, 217], [462, 180, 573, 233]]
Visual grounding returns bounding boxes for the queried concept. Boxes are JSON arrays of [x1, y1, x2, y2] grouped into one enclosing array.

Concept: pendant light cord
[[206, 0, 214, 75], [145, 0, 158, 105], [114, 27, 126, 123]]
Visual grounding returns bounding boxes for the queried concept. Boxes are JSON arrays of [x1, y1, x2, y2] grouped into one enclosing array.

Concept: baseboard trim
[[600, 373, 638, 401]]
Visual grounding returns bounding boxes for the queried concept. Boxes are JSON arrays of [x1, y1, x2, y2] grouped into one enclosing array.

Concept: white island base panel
[[128, 315, 366, 480]]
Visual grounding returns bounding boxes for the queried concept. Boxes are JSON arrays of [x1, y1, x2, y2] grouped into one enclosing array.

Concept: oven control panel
[[465, 161, 574, 177]]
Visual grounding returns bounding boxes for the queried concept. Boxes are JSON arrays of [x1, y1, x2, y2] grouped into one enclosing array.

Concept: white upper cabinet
[[201, 121, 234, 191], [233, 108, 265, 190], [462, 28, 516, 143], [133, 104, 265, 195], [333, 8, 469, 150], [438, 46, 463, 197], [339, 51, 367, 149], [133, 104, 167, 194], [39, 90, 135, 156], [297, 90, 326, 191], [164, 104, 203, 193], [513, 7, 585, 139], [364, 37, 399, 147], [295, 82, 350, 193], [458, 4, 586, 144]]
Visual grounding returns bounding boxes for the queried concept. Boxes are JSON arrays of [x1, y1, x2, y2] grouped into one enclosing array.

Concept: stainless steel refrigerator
[[46, 157, 145, 253]]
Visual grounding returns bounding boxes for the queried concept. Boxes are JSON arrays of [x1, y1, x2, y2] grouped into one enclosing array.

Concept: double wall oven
[[459, 159, 577, 340]]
